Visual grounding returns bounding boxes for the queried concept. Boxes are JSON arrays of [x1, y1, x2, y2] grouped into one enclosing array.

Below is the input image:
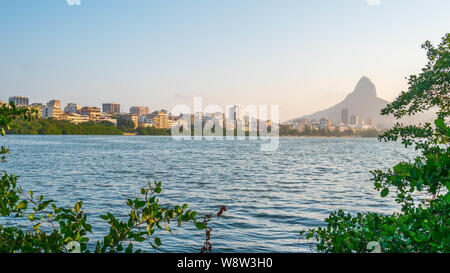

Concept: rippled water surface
[[2, 135, 414, 252]]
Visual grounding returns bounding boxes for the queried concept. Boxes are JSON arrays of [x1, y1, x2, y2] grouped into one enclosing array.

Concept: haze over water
[[2, 135, 417, 252]]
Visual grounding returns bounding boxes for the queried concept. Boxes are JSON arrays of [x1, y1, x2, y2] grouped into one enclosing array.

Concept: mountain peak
[[293, 76, 392, 127], [359, 75, 371, 82], [350, 76, 377, 98]]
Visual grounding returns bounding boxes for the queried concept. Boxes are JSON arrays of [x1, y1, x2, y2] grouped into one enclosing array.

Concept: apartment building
[[80, 106, 102, 119], [42, 100, 64, 119], [9, 96, 29, 106], [102, 103, 121, 114]]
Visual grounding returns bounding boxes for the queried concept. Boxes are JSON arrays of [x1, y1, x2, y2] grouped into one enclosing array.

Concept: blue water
[[1, 135, 415, 252]]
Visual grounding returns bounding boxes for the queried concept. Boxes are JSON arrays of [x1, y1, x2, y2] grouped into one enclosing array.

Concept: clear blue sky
[[0, 0, 449, 120]]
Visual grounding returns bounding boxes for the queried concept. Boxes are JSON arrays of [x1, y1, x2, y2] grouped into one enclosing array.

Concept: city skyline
[[1, 1, 450, 121], [0, 75, 397, 128], [4, 94, 379, 133]]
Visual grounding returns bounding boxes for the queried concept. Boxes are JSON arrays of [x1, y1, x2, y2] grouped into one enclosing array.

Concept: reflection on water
[[2, 135, 415, 252]]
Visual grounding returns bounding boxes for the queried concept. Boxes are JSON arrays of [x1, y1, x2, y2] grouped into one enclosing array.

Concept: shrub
[[0, 104, 224, 253], [300, 34, 450, 253]]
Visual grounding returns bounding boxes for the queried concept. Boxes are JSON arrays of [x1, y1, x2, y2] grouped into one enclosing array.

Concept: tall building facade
[[64, 103, 81, 114], [102, 103, 121, 114], [228, 105, 244, 122], [120, 114, 139, 129], [350, 115, 359, 126], [129, 106, 150, 116], [42, 100, 63, 119], [47, 100, 61, 109], [153, 112, 169, 129], [341, 108, 349, 125], [319, 118, 330, 129], [140, 111, 170, 129], [9, 96, 29, 106], [81, 106, 101, 119]]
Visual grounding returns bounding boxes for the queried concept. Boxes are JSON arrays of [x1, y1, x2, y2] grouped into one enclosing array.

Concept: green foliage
[[300, 34, 450, 253], [302, 196, 449, 253], [116, 118, 136, 133], [280, 127, 382, 138], [0, 104, 38, 162], [94, 181, 199, 253], [0, 103, 38, 136], [136, 126, 171, 136], [0, 179, 201, 253], [0, 103, 224, 253], [7, 119, 123, 135]]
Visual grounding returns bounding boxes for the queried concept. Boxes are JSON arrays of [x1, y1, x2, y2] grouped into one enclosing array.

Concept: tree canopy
[[0, 104, 224, 253], [300, 33, 449, 253]]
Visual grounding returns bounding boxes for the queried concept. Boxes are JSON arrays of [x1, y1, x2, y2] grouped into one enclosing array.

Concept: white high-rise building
[[350, 115, 359, 126], [228, 105, 244, 122], [102, 103, 121, 114], [9, 96, 29, 106], [42, 100, 63, 119], [64, 103, 81, 114]]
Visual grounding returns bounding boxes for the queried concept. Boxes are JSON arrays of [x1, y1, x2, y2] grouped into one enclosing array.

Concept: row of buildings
[[4, 97, 275, 132], [5, 97, 377, 134], [4, 96, 173, 129], [284, 108, 376, 133], [340, 108, 373, 128]]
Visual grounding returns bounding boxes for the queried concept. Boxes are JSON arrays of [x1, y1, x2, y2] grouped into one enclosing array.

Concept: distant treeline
[[7, 118, 123, 135], [6, 118, 173, 136], [136, 126, 171, 135], [115, 117, 171, 135], [7, 118, 382, 138], [279, 127, 382, 138]]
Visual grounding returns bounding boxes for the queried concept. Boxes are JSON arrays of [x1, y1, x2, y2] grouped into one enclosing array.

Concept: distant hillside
[[290, 76, 434, 128]]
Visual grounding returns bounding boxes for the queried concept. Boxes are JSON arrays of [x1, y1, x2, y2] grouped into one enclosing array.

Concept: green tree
[[8, 118, 41, 135], [117, 118, 136, 133], [1, 104, 224, 253], [7, 119, 123, 135], [136, 126, 170, 136], [300, 34, 450, 253], [39, 119, 62, 135], [98, 120, 115, 127]]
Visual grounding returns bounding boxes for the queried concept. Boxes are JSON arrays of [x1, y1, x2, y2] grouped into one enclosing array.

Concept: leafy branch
[[300, 33, 450, 253], [0, 103, 227, 253]]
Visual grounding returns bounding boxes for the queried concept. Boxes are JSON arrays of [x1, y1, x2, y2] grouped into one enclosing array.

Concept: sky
[[0, 0, 449, 121]]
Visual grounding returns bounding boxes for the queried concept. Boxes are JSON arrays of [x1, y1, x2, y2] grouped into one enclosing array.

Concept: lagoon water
[[1, 135, 415, 252]]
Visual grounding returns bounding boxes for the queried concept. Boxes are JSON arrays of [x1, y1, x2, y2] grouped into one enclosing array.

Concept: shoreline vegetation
[[6, 118, 171, 136], [300, 34, 449, 253], [7, 118, 382, 137], [0, 104, 225, 253]]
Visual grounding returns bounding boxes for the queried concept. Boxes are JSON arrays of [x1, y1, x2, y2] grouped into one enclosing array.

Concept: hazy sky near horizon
[[0, 0, 449, 121]]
